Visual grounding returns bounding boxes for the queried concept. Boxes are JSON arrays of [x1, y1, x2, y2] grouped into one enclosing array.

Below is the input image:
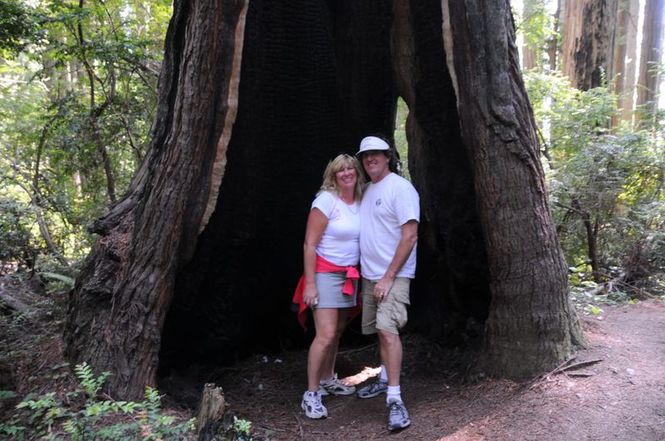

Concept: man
[[355, 135, 419, 431]]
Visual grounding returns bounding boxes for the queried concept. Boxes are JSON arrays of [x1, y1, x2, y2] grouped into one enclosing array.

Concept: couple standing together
[[296, 135, 419, 432]]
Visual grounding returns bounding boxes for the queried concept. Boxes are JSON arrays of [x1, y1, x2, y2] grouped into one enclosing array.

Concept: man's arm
[[373, 220, 418, 300]]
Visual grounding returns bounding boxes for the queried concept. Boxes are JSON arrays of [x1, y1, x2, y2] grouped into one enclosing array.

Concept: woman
[[295, 153, 365, 419]]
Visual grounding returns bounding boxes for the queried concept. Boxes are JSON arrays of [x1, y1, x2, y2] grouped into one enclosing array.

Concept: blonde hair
[[318, 154, 365, 201]]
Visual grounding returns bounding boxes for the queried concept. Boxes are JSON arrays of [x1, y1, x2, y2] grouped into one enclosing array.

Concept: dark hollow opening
[[158, 0, 491, 397]]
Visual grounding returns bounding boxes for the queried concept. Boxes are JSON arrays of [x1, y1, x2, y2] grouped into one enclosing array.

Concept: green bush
[[0, 197, 39, 271]]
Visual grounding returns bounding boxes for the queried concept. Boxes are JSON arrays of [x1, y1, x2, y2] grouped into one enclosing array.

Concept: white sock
[[386, 385, 402, 404], [379, 365, 388, 382]]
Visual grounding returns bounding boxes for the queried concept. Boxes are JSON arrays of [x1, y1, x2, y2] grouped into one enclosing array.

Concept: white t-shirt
[[359, 173, 419, 280], [312, 191, 361, 266]]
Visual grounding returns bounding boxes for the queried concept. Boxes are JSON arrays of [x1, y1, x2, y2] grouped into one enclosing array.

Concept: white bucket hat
[[356, 136, 390, 156]]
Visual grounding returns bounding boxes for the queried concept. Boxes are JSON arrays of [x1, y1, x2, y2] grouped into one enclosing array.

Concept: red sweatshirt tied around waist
[[291, 255, 360, 330]]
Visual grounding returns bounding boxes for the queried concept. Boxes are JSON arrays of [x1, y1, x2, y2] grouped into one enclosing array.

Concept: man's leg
[[378, 330, 403, 388]]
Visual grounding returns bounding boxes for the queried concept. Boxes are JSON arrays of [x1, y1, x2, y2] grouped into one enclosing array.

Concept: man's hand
[[374, 276, 394, 302]]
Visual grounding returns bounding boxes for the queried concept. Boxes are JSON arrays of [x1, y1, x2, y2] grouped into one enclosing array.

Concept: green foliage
[[513, 0, 557, 56], [4, 362, 195, 440], [233, 416, 253, 440], [0, 0, 171, 268], [73, 362, 110, 397], [0, 0, 37, 55], [39, 271, 75, 288], [394, 97, 410, 179], [0, 196, 39, 270], [525, 70, 665, 288]]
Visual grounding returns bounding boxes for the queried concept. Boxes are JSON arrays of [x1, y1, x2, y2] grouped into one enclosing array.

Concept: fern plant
[[8, 362, 195, 440]]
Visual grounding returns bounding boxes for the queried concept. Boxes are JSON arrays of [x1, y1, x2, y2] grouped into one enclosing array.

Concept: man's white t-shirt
[[312, 191, 361, 266], [359, 173, 419, 280]]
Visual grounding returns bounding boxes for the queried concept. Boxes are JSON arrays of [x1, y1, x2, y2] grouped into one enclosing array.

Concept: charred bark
[[390, 0, 490, 344]]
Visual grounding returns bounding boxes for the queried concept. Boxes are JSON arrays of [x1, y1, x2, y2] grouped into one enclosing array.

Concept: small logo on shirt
[[375, 198, 382, 207]]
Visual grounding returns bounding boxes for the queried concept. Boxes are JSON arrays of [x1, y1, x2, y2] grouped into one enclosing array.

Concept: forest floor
[[212, 299, 665, 441], [1, 273, 665, 440]]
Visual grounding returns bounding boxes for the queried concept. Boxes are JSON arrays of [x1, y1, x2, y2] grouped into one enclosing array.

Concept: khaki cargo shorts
[[361, 277, 411, 335]]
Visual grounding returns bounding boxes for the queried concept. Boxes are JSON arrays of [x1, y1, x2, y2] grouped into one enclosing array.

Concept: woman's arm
[[303, 208, 328, 306]]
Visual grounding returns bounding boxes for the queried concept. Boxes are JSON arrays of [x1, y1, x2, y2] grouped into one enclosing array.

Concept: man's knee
[[378, 329, 400, 346]]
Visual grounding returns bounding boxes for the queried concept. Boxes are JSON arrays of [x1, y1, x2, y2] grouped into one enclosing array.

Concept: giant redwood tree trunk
[[64, 0, 251, 398], [443, 0, 583, 377], [65, 0, 583, 400]]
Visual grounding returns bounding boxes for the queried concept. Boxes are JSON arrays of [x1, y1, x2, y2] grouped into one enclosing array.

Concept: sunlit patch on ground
[[340, 366, 381, 386]]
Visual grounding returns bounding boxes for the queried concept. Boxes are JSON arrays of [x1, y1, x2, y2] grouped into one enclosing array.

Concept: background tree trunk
[[443, 0, 584, 377], [520, 0, 540, 70], [611, 0, 628, 127], [548, 0, 562, 72], [621, 0, 641, 124], [636, 0, 664, 128], [560, 0, 619, 90], [65, 0, 582, 398]]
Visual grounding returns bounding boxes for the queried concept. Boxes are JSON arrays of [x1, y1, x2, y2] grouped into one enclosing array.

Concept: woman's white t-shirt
[[311, 191, 360, 267]]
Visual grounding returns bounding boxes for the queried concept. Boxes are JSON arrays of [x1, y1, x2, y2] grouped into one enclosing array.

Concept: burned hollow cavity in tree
[[157, 0, 491, 378]]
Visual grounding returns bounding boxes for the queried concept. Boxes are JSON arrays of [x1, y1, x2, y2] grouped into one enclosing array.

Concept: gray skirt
[[315, 271, 358, 309]]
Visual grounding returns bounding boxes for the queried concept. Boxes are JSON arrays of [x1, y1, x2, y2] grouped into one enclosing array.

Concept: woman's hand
[[304, 284, 319, 308]]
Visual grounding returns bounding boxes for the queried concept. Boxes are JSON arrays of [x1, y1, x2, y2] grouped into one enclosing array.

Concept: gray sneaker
[[387, 400, 411, 431], [319, 373, 356, 396], [356, 380, 388, 399]]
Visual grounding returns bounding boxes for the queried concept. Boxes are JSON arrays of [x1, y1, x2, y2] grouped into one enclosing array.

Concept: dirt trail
[[217, 300, 665, 440]]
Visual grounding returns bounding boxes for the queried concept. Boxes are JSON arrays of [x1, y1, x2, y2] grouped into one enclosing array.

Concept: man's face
[[361, 150, 390, 182]]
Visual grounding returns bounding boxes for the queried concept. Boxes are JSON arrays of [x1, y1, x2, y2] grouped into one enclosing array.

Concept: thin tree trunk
[[573, 199, 601, 282], [611, 0, 628, 127], [621, 0, 640, 124], [442, 0, 584, 378], [547, 0, 561, 72], [31, 123, 70, 268]]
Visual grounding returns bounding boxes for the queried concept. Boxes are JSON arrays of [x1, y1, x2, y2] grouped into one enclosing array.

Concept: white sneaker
[[301, 391, 327, 419], [319, 373, 356, 396]]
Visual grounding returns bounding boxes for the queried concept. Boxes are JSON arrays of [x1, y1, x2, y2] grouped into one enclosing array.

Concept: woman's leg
[[307, 308, 339, 391], [321, 308, 351, 380]]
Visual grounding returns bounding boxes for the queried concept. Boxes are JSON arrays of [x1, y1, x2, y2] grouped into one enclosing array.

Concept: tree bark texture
[[65, 0, 582, 398], [636, 0, 664, 125], [560, 0, 619, 90], [442, 0, 584, 377]]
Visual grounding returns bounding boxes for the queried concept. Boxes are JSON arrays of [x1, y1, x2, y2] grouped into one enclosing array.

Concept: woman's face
[[335, 161, 357, 193]]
